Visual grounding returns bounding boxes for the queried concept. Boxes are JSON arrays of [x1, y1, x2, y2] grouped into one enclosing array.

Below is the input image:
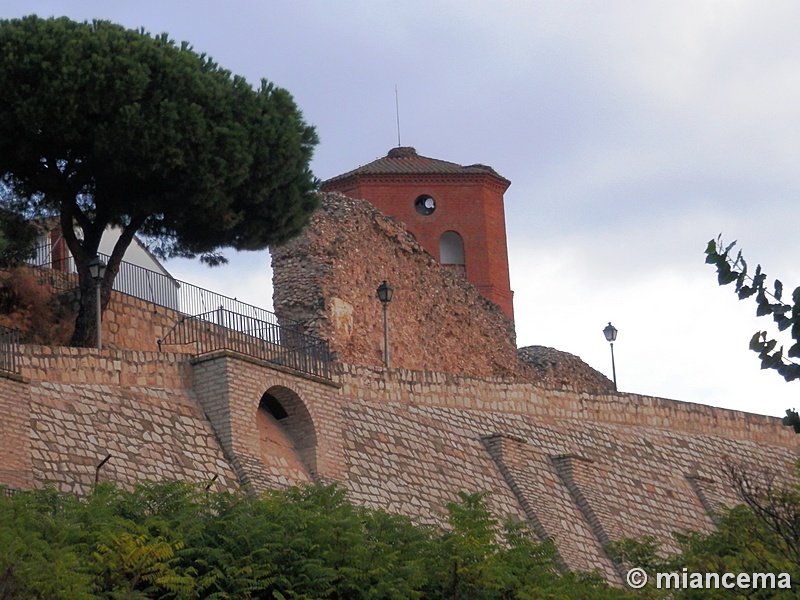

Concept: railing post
[[217, 305, 228, 350], [0, 326, 20, 375]]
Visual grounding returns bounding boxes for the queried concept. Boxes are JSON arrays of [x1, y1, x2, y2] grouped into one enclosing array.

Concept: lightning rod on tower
[[395, 85, 401, 147]]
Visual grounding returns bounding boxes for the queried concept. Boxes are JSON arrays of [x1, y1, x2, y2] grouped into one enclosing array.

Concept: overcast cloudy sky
[[6, 1, 800, 417]]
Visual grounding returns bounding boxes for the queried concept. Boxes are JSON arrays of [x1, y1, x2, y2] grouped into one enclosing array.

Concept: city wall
[[1, 192, 799, 585], [2, 345, 798, 585]]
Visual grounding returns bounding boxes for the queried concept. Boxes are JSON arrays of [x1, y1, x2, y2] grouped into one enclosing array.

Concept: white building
[[33, 225, 181, 311]]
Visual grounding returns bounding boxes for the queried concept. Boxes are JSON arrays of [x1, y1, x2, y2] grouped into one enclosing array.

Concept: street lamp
[[88, 256, 107, 350], [603, 322, 618, 391], [376, 281, 393, 368]]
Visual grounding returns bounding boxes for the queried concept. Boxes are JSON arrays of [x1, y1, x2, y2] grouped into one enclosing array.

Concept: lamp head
[[603, 322, 618, 343], [88, 256, 107, 281], [376, 281, 393, 304]]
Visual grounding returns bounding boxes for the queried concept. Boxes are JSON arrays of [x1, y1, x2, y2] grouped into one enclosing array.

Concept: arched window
[[256, 386, 317, 480], [440, 231, 465, 276]]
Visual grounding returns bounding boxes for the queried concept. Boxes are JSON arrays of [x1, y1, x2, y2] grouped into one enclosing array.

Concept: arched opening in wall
[[256, 385, 318, 481], [440, 230, 466, 276]]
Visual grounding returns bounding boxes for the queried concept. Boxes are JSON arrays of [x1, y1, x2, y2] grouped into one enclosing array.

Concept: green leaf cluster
[[0, 208, 37, 268], [0, 483, 633, 599], [0, 15, 319, 259], [705, 236, 800, 383]]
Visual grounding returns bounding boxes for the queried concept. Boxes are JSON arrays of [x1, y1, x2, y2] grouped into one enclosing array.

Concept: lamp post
[[88, 256, 107, 350], [603, 322, 618, 391], [376, 281, 393, 368]]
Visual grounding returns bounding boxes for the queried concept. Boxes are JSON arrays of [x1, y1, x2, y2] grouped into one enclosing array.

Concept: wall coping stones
[[338, 362, 799, 448], [190, 349, 342, 389]]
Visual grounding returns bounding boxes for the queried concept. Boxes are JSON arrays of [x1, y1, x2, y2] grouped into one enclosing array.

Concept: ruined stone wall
[[518, 345, 615, 394], [272, 193, 521, 378]]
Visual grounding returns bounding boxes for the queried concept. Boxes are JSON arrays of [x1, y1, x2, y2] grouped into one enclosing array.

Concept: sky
[[5, 1, 800, 417]]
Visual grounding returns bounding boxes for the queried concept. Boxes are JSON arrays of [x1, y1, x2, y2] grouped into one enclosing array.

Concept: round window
[[414, 194, 436, 216]]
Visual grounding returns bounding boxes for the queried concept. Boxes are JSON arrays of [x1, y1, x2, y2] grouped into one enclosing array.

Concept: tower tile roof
[[323, 147, 510, 187]]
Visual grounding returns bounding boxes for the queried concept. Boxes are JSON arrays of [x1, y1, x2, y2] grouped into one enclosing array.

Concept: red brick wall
[[324, 176, 514, 319]]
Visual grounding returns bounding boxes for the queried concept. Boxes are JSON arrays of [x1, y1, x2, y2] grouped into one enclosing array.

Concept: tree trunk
[[68, 250, 124, 348], [69, 271, 101, 348], [64, 214, 144, 348]]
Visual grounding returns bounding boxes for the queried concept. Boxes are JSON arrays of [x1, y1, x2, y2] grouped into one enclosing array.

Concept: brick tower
[[321, 147, 514, 320]]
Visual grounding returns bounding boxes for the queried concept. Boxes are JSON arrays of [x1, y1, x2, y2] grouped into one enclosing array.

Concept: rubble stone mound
[[518, 345, 614, 393]]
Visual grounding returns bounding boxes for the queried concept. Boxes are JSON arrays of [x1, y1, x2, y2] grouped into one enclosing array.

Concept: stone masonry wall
[[15, 265, 184, 353], [3, 344, 799, 584], [0, 372, 32, 489], [4, 188, 796, 584], [101, 292, 181, 352], [337, 363, 794, 445], [332, 363, 798, 585], [179, 354, 799, 585], [82, 286, 280, 362], [272, 193, 521, 378], [191, 351, 344, 493], [14, 346, 239, 496]]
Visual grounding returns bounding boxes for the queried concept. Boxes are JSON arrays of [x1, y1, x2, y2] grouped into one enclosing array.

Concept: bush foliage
[[0, 483, 631, 599], [0, 268, 74, 344]]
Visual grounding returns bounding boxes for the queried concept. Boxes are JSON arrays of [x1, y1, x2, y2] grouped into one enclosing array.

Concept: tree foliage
[[705, 236, 800, 428], [724, 460, 800, 571], [0, 15, 319, 346], [0, 208, 38, 267], [0, 482, 632, 599], [705, 236, 800, 381]]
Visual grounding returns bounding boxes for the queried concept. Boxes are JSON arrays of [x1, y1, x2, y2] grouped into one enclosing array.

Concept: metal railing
[[0, 325, 20, 374], [27, 243, 331, 379], [158, 308, 330, 379], [29, 243, 278, 322]]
